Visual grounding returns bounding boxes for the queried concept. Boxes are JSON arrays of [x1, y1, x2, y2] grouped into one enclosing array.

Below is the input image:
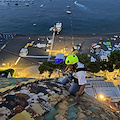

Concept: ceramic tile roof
[[0, 78, 119, 120]]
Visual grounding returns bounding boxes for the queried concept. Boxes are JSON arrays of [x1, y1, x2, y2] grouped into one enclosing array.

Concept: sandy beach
[[52, 33, 120, 56]]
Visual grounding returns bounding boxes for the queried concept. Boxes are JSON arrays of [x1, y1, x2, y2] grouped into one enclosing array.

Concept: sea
[[0, 0, 120, 35]]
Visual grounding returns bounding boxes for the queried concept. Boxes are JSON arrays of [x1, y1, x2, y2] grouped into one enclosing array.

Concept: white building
[[85, 78, 120, 102]]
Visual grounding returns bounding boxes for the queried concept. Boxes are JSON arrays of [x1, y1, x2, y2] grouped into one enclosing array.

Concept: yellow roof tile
[[10, 113, 24, 120], [31, 103, 46, 116], [20, 110, 35, 120], [0, 86, 15, 92]]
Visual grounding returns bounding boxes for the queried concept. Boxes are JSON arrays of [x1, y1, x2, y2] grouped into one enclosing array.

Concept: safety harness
[[72, 67, 88, 84]]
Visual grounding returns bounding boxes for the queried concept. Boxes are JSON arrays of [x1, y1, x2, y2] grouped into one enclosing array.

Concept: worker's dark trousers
[[61, 77, 80, 94]]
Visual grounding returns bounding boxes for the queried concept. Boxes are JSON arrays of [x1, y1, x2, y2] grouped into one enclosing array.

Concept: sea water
[[0, 0, 120, 35]]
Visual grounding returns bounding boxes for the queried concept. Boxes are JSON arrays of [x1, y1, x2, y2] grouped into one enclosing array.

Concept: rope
[[2, 49, 62, 72], [92, 85, 98, 97], [1, 48, 75, 82]]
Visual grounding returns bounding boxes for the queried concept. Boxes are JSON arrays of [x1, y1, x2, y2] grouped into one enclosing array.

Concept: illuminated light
[[98, 94, 106, 101], [2, 63, 6, 66], [100, 95, 104, 99]]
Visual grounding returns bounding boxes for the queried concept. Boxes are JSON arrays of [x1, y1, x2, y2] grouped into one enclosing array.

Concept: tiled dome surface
[[0, 78, 119, 120]]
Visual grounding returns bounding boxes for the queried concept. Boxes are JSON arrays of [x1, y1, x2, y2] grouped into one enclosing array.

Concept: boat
[[25, 3, 29, 6], [74, 1, 77, 4], [55, 22, 62, 34], [66, 10, 71, 14], [67, 6, 70, 8], [40, 4, 43, 7], [49, 27, 54, 32], [33, 23, 36, 26], [49, 22, 62, 34], [15, 3, 18, 5]]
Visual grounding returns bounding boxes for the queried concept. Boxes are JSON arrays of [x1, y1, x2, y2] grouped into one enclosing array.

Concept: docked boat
[[66, 10, 71, 14], [55, 22, 62, 34], [49, 22, 62, 34], [49, 27, 54, 32], [25, 3, 29, 6]]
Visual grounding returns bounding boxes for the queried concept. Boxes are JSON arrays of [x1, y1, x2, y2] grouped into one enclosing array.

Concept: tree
[[56, 61, 66, 70], [108, 50, 120, 64], [87, 61, 100, 73], [99, 61, 107, 71], [0, 68, 14, 77], [76, 53, 90, 66], [38, 61, 66, 77], [106, 62, 114, 72], [114, 61, 120, 69], [38, 61, 55, 74]]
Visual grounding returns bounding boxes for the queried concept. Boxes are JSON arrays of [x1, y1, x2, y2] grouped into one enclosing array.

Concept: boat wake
[[74, 1, 88, 10]]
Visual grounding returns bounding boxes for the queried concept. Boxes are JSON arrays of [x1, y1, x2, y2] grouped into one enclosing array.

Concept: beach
[[0, 32, 120, 78], [0, 33, 120, 68]]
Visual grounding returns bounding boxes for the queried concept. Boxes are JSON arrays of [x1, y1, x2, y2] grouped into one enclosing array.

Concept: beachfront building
[[85, 78, 120, 98], [55, 53, 65, 63], [85, 78, 120, 111]]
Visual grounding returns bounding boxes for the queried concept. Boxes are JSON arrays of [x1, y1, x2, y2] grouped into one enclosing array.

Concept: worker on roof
[[61, 54, 87, 103]]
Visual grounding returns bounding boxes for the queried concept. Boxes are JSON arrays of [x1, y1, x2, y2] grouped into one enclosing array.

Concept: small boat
[[33, 23, 36, 26], [40, 4, 43, 7], [15, 3, 18, 5], [66, 10, 71, 14], [74, 1, 77, 4], [56, 22, 62, 34], [67, 6, 70, 8], [25, 3, 29, 6], [49, 27, 54, 32]]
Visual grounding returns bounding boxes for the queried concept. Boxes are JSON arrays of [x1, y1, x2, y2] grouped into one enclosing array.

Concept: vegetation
[[0, 68, 14, 77], [87, 61, 101, 73], [38, 51, 120, 75], [38, 61, 66, 76], [76, 53, 91, 66], [38, 61, 55, 74], [108, 50, 120, 64]]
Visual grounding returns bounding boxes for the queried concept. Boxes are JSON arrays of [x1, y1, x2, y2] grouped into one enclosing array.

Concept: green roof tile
[[0, 78, 119, 120], [67, 112, 78, 119]]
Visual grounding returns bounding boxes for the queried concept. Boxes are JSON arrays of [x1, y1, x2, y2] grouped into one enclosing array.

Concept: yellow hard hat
[[65, 54, 79, 65]]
